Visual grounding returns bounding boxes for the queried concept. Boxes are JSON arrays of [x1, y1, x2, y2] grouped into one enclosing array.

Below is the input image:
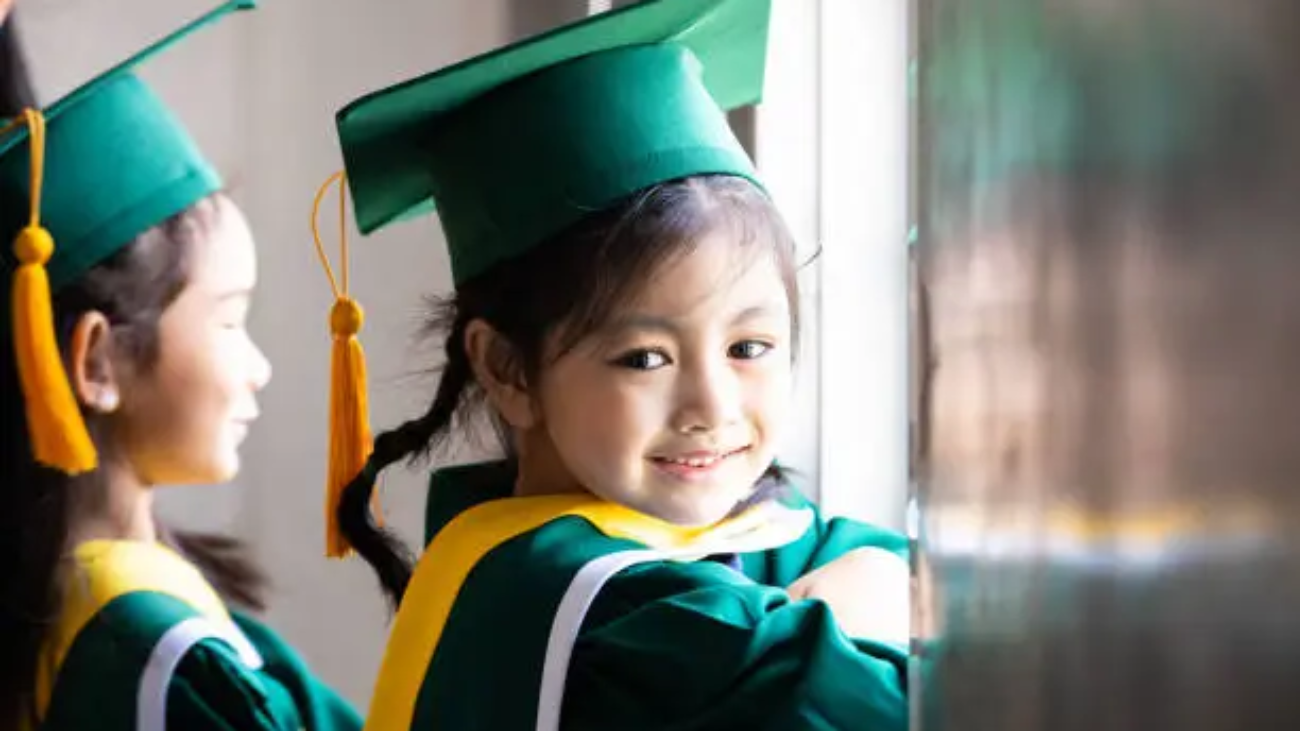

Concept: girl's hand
[[787, 548, 911, 645]]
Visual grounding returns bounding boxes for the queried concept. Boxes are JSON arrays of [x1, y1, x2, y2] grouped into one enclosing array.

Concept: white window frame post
[[818, 0, 911, 529], [756, 0, 911, 528]]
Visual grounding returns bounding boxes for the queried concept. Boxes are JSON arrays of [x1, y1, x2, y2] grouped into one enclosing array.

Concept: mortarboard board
[[3, 0, 256, 474]]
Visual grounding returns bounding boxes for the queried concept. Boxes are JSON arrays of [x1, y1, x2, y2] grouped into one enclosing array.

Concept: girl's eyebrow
[[214, 287, 253, 302], [731, 303, 786, 324], [607, 301, 786, 335], [605, 314, 681, 338]]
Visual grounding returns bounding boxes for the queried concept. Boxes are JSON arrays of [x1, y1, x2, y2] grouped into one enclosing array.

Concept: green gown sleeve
[[563, 559, 907, 730], [743, 490, 910, 588], [232, 612, 363, 731], [165, 640, 292, 730], [164, 615, 362, 731]]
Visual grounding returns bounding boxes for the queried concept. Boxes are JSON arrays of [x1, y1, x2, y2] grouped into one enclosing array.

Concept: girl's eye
[[612, 349, 671, 371], [216, 304, 250, 330], [729, 340, 774, 360]]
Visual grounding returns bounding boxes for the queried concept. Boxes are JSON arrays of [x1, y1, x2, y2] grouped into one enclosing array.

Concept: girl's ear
[[67, 311, 121, 414], [463, 319, 538, 430]]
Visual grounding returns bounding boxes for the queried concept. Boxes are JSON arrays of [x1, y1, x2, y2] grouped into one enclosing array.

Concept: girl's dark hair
[[0, 15, 37, 118], [0, 194, 268, 729], [340, 174, 802, 608]]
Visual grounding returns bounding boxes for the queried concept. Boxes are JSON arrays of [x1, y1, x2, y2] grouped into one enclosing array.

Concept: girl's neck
[[70, 456, 156, 546], [511, 429, 586, 499]]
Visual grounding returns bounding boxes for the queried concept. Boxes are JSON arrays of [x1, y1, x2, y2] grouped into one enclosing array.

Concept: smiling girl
[[327, 0, 910, 729], [0, 3, 359, 729]]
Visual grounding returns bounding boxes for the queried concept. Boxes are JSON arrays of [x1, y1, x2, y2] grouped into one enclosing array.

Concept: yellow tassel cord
[[312, 171, 381, 558], [4, 109, 96, 474]]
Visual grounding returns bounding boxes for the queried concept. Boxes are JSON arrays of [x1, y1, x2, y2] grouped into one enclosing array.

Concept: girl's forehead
[[189, 199, 258, 292], [624, 237, 791, 320]]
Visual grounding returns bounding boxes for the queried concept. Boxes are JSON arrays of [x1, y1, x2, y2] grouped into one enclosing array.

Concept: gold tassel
[[7, 109, 97, 474], [312, 171, 381, 558]]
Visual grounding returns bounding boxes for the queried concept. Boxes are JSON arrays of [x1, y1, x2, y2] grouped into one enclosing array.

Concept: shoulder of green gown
[[45, 601, 361, 731], [422, 459, 910, 586], [40, 541, 361, 731], [40, 590, 267, 731], [425, 459, 517, 544]]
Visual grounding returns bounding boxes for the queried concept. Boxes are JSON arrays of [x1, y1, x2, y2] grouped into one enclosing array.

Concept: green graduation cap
[[335, 0, 772, 285], [2, 0, 255, 475]]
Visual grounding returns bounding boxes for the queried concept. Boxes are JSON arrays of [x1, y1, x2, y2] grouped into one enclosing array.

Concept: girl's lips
[[650, 446, 750, 480]]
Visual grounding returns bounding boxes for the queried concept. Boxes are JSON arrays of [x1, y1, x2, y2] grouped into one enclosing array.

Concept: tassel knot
[[330, 298, 363, 337], [15, 225, 54, 264]]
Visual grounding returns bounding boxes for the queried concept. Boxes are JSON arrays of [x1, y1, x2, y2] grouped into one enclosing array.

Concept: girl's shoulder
[[40, 542, 361, 731]]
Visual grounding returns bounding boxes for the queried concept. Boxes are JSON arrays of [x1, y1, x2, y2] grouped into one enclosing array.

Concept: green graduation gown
[[363, 461, 908, 730], [34, 540, 361, 731]]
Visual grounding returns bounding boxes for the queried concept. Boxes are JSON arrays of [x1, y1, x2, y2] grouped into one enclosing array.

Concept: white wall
[[18, 0, 908, 709]]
